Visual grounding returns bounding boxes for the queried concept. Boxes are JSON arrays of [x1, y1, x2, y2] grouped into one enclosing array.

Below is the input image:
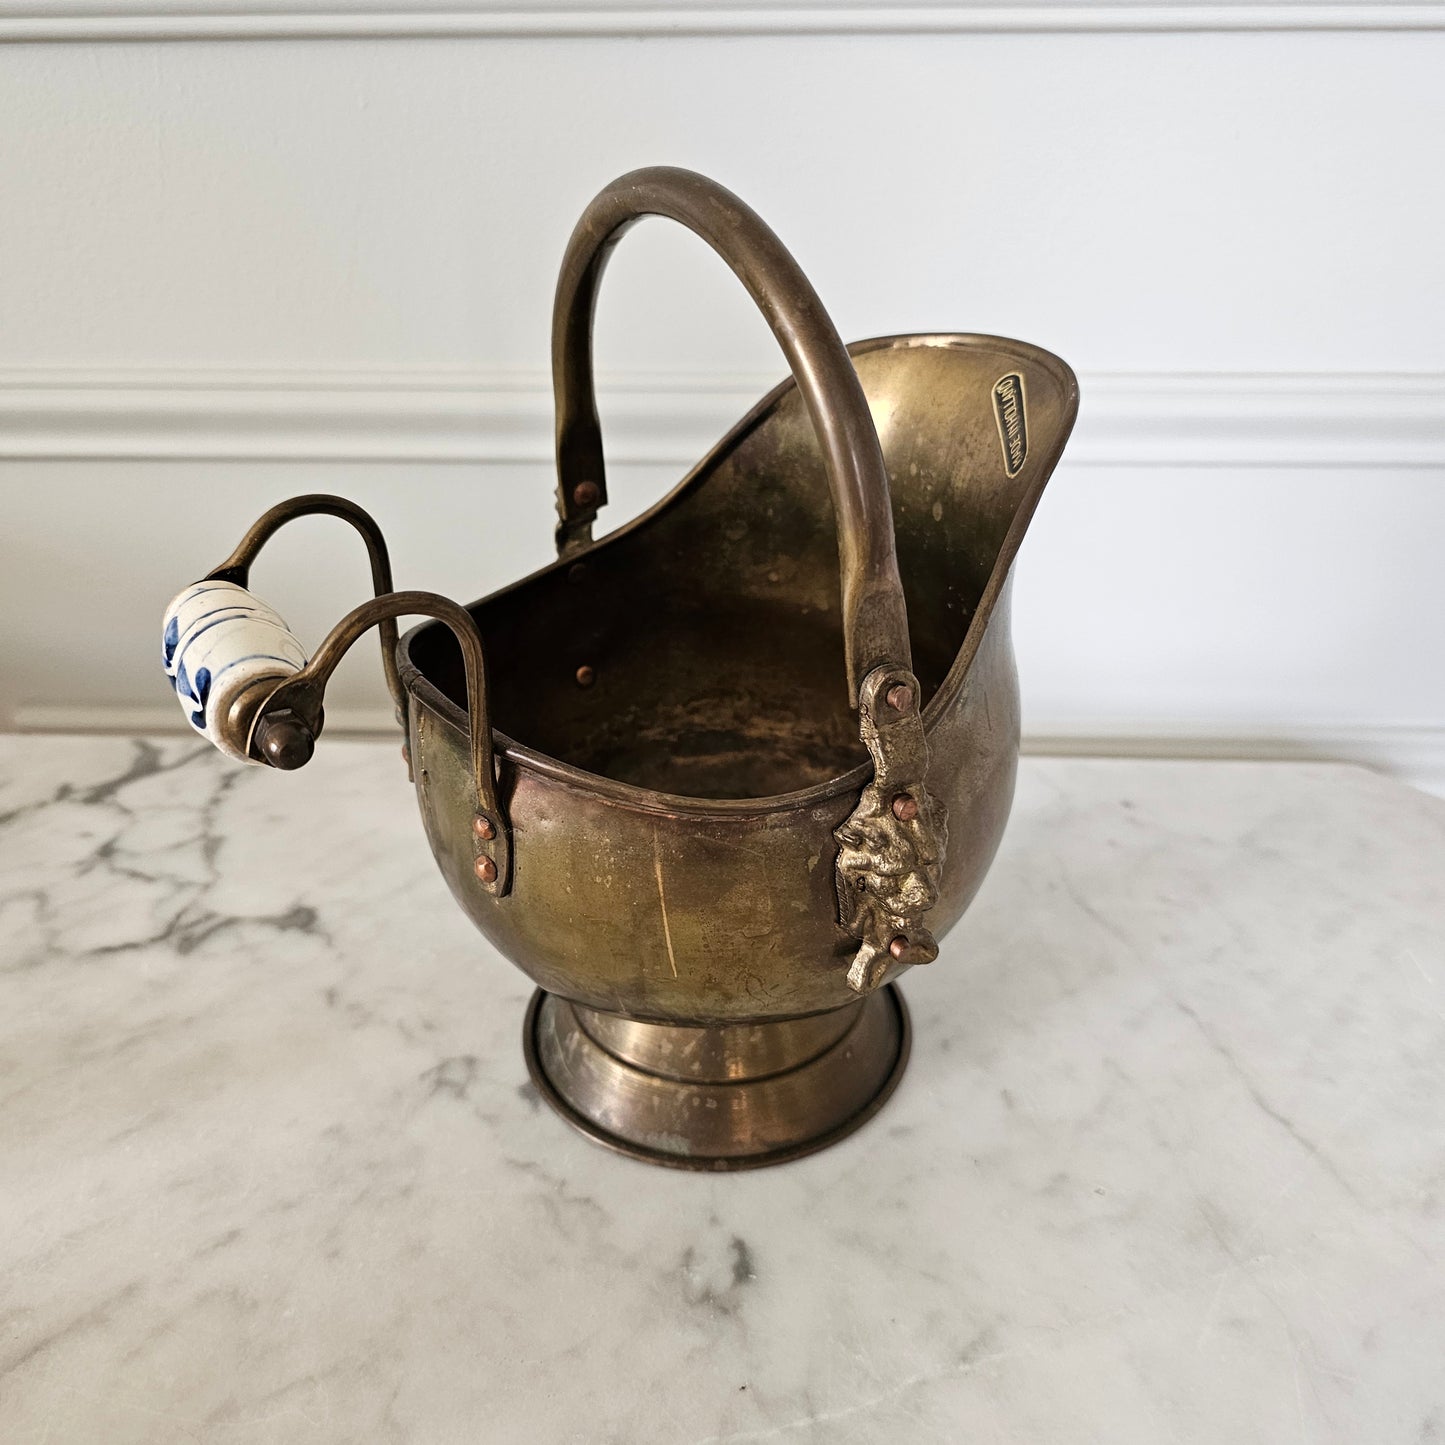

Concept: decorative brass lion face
[[835, 781, 947, 994]]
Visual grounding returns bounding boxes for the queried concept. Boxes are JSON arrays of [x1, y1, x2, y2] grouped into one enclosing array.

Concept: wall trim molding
[[1024, 721, 1445, 799], [2, 366, 1443, 468], [1, 1, 1442, 40], [14, 706, 1445, 797]]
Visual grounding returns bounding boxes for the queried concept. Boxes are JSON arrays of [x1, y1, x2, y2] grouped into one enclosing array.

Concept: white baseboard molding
[[14, 705, 1445, 798], [1024, 721, 1445, 797], [2, 2, 1443, 41], [2, 367, 1442, 469]]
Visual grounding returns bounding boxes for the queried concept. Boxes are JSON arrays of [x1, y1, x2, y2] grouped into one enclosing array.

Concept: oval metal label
[[992, 372, 1028, 478]]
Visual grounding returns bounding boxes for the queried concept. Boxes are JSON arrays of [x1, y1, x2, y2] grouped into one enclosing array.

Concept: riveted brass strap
[[256, 590, 511, 897]]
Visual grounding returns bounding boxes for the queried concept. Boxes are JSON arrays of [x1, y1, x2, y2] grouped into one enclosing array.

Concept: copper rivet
[[576, 665, 595, 688], [474, 856, 497, 884], [472, 814, 495, 841], [889, 935, 908, 960], [886, 682, 914, 713], [891, 793, 919, 822], [572, 481, 600, 509], [568, 563, 587, 585], [401, 742, 410, 764]]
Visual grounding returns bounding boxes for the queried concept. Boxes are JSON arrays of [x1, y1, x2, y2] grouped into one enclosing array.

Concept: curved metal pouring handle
[[171, 496, 510, 894], [551, 166, 943, 991], [552, 164, 912, 702], [256, 590, 510, 897], [206, 493, 406, 723]]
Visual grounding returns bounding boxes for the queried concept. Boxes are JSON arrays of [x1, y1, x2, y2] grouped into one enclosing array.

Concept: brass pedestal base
[[522, 986, 910, 1171]]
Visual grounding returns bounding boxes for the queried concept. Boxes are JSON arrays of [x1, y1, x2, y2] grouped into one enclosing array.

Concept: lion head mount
[[833, 668, 948, 995]]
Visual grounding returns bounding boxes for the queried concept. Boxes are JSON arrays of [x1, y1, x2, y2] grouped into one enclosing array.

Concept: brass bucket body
[[399, 333, 1075, 1165], [401, 334, 1075, 1024], [162, 168, 1077, 1169]]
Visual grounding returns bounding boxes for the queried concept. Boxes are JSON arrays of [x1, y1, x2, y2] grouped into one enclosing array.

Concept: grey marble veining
[[2, 734, 1443, 1444]]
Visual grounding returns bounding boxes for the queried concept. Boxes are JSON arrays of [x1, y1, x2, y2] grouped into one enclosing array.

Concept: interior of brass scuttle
[[406, 336, 1043, 801]]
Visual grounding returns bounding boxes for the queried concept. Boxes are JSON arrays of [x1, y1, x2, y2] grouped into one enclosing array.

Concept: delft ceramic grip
[[161, 580, 308, 762]]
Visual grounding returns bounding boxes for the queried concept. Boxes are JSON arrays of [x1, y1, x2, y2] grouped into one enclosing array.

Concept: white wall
[[2, 13, 1443, 790]]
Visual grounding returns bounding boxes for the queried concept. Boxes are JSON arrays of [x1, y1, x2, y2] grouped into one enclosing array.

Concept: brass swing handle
[[552, 164, 912, 706], [552, 166, 944, 990], [161, 495, 510, 896]]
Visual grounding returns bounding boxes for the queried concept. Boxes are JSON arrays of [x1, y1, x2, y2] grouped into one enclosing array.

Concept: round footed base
[[522, 986, 910, 1171]]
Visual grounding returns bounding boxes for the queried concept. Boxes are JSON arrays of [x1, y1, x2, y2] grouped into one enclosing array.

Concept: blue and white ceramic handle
[[160, 494, 512, 895], [161, 493, 403, 766], [162, 580, 309, 762]]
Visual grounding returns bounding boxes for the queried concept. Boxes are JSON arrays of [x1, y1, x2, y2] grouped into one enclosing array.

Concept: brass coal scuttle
[[162, 167, 1077, 1169]]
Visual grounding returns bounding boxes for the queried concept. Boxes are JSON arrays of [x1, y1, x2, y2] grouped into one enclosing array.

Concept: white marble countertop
[[3, 734, 1444, 1444]]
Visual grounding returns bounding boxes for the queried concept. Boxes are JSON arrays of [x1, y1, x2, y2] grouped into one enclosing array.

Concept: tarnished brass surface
[[400, 332, 1076, 1027], [524, 987, 910, 1169], [573, 1001, 859, 1082], [173, 166, 1077, 1168]]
